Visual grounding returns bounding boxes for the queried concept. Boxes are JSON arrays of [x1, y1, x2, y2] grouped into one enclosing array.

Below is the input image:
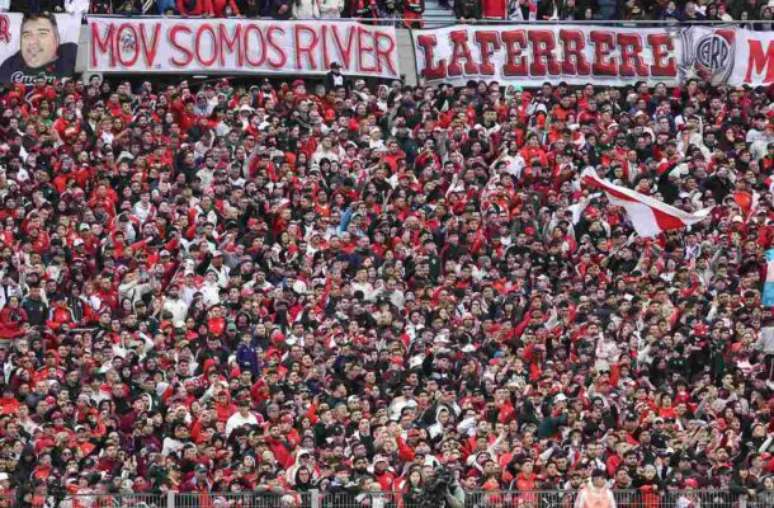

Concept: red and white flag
[[581, 168, 713, 237]]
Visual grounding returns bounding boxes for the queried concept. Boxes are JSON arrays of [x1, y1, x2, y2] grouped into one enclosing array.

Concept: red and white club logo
[[679, 28, 735, 85], [694, 33, 733, 83]]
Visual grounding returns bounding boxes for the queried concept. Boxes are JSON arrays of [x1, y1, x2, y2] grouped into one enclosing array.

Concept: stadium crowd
[[3, 0, 774, 26], [0, 47, 774, 508]]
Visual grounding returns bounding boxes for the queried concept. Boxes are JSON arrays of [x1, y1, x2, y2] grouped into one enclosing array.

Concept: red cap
[[203, 358, 218, 373]]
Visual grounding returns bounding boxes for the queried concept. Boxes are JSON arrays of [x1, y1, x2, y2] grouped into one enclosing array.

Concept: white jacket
[[162, 297, 189, 324], [575, 483, 617, 508], [118, 278, 152, 307], [595, 337, 621, 364], [319, 0, 344, 17], [225, 411, 259, 437], [64, 0, 91, 14], [293, 0, 320, 18], [200, 282, 221, 308]]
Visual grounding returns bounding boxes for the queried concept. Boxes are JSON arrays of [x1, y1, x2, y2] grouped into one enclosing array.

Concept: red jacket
[[402, 0, 425, 27], [265, 437, 294, 469], [375, 470, 397, 491], [47, 305, 75, 331], [481, 0, 507, 18], [0, 306, 27, 339], [177, 0, 214, 15], [0, 396, 20, 415]]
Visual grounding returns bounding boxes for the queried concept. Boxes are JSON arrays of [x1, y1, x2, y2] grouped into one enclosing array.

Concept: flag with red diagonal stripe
[[581, 168, 713, 238]]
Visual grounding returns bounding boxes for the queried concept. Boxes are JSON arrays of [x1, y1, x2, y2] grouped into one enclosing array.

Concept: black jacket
[[454, 0, 481, 19], [324, 70, 347, 92], [21, 298, 47, 327], [0, 42, 78, 85]]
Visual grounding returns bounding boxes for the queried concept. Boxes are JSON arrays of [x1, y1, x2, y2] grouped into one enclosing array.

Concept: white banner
[[87, 17, 399, 79], [412, 24, 774, 88], [0, 13, 80, 84], [738, 29, 774, 87]]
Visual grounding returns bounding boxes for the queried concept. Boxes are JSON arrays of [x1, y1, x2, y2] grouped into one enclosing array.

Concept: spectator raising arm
[[0, 30, 772, 503]]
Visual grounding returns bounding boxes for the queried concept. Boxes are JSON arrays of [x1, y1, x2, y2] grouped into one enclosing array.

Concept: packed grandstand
[[0, 2, 772, 508]]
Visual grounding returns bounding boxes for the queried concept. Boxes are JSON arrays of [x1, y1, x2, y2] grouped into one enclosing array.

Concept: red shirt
[[481, 0, 507, 18], [177, 0, 213, 15]]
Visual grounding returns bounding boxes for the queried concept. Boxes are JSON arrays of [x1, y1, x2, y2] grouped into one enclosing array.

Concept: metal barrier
[[55, 493, 168, 508], [7, 490, 767, 508]]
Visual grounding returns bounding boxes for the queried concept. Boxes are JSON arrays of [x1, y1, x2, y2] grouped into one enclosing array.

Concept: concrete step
[[422, 0, 454, 27]]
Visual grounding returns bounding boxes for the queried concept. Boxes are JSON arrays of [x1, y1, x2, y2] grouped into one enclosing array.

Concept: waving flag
[[581, 168, 713, 237]]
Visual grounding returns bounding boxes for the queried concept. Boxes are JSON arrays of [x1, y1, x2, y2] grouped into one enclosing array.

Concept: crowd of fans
[[3, 0, 774, 26], [0, 34, 773, 508]]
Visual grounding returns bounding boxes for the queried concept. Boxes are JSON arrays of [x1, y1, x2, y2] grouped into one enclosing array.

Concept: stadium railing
[[21, 489, 770, 508]]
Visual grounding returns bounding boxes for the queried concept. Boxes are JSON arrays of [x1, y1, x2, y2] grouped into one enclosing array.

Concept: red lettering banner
[[413, 24, 774, 88], [88, 17, 399, 79]]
